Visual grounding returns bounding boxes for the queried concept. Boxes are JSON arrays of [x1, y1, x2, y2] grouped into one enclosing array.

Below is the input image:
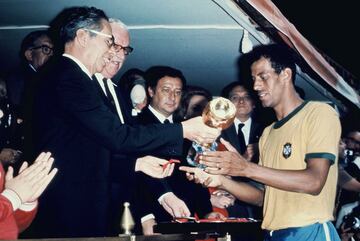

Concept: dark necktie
[[163, 119, 170, 124], [102, 78, 116, 108], [238, 123, 246, 155]]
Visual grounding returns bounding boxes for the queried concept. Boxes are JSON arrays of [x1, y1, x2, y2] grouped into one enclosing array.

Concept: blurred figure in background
[[173, 85, 212, 122], [119, 68, 147, 116], [0, 79, 23, 169], [5, 30, 54, 163]]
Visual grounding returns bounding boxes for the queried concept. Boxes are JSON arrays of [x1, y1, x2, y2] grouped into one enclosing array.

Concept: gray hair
[[109, 18, 128, 31]]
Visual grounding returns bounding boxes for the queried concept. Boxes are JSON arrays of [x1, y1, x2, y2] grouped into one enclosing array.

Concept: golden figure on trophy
[[187, 97, 236, 168]]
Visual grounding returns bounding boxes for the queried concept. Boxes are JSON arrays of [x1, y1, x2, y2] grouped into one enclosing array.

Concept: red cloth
[[208, 187, 229, 217], [0, 164, 37, 239]]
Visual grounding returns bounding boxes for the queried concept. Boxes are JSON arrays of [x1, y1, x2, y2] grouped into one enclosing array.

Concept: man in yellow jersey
[[181, 44, 341, 241]]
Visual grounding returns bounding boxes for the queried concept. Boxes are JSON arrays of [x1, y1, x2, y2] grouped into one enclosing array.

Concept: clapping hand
[[5, 152, 58, 203]]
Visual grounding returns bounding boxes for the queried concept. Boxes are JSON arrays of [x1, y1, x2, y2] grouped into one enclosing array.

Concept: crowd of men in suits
[[0, 5, 351, 241]]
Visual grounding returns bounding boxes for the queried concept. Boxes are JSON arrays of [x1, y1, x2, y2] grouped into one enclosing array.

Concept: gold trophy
[[187, 97, 236, 168]]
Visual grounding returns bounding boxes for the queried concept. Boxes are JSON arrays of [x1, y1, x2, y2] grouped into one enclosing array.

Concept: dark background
[[273, 1, 359, 80]]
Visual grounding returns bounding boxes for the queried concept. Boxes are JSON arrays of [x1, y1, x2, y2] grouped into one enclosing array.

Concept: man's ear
[[24, 49, 33, 62], [281, 67, 293, 84], [75, 29, 88, 47], [148, 87, 154, 98]]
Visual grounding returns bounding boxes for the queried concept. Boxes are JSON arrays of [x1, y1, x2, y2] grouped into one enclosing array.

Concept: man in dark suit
[[136, 66, 213, 234], [26, 7, 219, 238], [5, 30, 54, 162], [93, 18, 176, 235], [218, 82, 264, 230], [221, 82, 263, 163]]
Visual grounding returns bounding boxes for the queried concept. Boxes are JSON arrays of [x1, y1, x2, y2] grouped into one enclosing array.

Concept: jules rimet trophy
[[186, 97, 236, 168]]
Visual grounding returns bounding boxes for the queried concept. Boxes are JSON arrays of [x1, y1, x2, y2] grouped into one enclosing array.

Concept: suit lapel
[[93, 80, 118, 116], [249, 121, 261, 144], [223, 124, 242, 152], [142, 107, 161, 124]]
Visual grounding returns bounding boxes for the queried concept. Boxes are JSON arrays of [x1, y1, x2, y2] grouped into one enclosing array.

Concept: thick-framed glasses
[[30, 45, 53, 55], [112, 43, 133, 56], [83, 28, 114, 47], [229, 95, 252, 103]]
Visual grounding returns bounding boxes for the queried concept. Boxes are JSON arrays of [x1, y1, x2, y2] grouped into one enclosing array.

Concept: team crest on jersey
[[282, 143, 292, 159]]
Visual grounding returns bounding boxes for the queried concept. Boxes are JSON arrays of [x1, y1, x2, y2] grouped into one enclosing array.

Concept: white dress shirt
[[94, 73, 125, 124], [234, 117, 252, 145]]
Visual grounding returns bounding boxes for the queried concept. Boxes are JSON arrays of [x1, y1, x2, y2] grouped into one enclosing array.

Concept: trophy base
[[186, 141, 218, 169]]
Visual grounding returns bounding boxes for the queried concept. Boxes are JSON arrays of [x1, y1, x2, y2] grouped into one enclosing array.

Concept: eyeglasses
[[229, 95, 252, 103], [83, 28, 114, 48], [30, 45, 53, 55], [112, 43, 133, 56]]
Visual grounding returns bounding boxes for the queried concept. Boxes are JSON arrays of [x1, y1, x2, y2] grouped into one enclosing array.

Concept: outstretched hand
[[181, 116, 220, 145], [135, 156, 175, 178], [160, 192, 191, 217], [199, 138, 249, 176], [179, 166, 223, 188]]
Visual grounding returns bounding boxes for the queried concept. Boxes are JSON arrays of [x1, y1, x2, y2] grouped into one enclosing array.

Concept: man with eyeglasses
[[221, 82, 263, 161], [216, 82, 264, 241], [26, 7, 220, 238], [5, 30, 54, 164], [92, 18, 151, 235], [6, 30, 53, 111]]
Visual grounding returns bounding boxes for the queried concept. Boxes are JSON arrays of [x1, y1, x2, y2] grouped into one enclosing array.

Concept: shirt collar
[[28, 64, 37, 72], [63, 53, 92, 80], [234, 117, 252, 127], [148, 105, 173, 123], [95, 73, 118, 87], [234, 117, 252, 133]]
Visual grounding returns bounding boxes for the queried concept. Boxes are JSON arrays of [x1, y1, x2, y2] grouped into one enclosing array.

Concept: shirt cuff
[[158, 192, 172, 204], [19, 201, 38, 211], [1, 189, 22, 211], [141, 214, 155, 223]]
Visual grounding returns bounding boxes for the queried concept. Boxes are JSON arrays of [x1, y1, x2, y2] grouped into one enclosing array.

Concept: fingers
[[185, 172, 195, 181], [220, 138, 237, 152], [22, 158, 53, 182], [203, 177, 213, 187], [198, 128, 221, 145], [34, 152, 52, 163], [179, 166, 197, 174], [5, 166, 14, 181], [161, 201, 175, 217], [27, 158, 55, 186], [18, 161, 29, 174], [162, 163, 174, 177], [204, 167, 228, 175], [30, 168, 58, 201], [167, 163, 175, 176], [153, 156, 168, 166], [173, 203, 191, 218]]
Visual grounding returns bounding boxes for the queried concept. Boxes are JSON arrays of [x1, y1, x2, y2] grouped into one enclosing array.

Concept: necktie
[[163, 119, 170, 124], [238, 123, 246, 155], [102, 78, 116, 108]]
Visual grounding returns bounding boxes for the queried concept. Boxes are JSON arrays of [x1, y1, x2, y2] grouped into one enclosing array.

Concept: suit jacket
[[221, 120, 263, 155], [26, 57, 184, 238], [135, 107, 212, 222], [220, 119, 264, 219]]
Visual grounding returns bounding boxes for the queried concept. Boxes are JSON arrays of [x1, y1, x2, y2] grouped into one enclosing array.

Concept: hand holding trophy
[[186, 97, 236, 169]]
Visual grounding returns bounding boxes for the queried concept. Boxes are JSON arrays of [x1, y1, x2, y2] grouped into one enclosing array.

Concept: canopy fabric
[[246, 0, 360, 108]]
